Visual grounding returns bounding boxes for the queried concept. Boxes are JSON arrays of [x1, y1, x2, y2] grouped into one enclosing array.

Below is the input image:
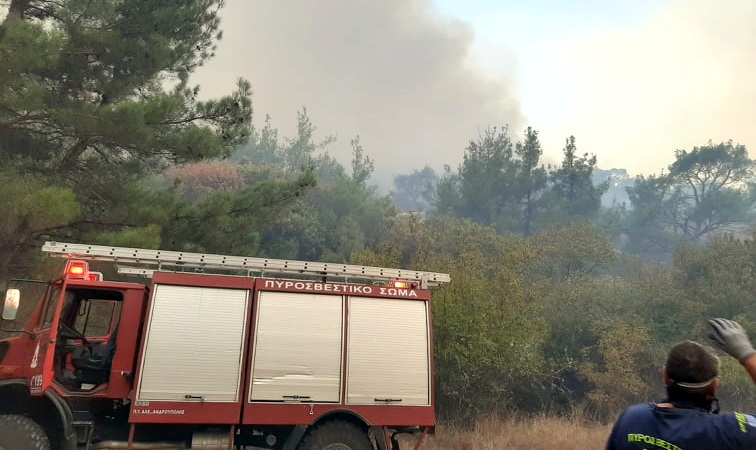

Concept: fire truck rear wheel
[[0, 414, 51, 450], [298, 420, 373, 450]]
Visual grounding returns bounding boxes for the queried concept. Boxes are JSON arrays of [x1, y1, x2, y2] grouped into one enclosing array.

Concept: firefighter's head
[[663, 340, 721, 409]]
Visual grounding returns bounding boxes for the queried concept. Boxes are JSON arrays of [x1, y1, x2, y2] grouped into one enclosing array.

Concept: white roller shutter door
[[346, 297, 430, 406], [250, 292, 343, 403], [137, 285, 249, 402]]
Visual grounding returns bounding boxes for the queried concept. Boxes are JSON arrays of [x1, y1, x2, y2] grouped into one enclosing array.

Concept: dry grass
[[401, 415, 613, 450]]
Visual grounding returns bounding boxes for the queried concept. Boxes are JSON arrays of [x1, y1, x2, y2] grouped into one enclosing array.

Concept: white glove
[[708, 318, 756, 362]]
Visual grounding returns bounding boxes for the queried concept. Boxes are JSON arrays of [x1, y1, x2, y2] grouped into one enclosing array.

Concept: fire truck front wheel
[[298, 420, 373, 450], [0, 414, 51, 450]]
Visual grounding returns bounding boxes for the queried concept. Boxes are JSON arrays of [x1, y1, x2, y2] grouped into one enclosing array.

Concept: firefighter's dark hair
[[665, 340, 720, 393]]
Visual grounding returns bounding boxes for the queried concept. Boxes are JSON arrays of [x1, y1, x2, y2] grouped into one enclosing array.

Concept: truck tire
[[0, 414, 51, 450], [298, 420, 373, 450]]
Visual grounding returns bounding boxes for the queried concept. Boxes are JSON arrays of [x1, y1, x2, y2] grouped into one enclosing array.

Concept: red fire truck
[[0, 242, 450, 450]]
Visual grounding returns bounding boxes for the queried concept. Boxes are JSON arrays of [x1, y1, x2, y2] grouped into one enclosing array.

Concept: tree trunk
[[59, 138, 90, 171], [0, 0, 33, 42], [7, 0, 32, 20]]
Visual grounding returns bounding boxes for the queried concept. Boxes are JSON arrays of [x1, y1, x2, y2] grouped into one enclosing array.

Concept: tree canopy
[[622, 141, 755, 255], [0, 0, 310, 279], [434, 127, 606, 237]]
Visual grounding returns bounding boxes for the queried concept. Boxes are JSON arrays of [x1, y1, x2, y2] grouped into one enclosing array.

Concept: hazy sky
[[194, 0, 755, 183]]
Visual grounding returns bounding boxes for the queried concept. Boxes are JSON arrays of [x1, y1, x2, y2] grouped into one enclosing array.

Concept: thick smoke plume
[[194, 0, 523, 183]]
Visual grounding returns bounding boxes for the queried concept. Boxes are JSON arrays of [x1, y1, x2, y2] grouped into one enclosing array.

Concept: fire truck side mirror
[[2, 289, 20, 321]]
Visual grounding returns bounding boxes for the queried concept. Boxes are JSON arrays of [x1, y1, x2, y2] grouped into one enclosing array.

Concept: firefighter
[[605, 318, 756, 450]]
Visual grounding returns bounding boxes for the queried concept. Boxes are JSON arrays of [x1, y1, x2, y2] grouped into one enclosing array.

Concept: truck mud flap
[[281, 425, 308, 450]]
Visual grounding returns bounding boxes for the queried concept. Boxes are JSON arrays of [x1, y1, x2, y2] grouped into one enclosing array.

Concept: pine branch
[[0, 114, 50, 131], [145, 113, 222, 126], [59, 137, 90, 171]]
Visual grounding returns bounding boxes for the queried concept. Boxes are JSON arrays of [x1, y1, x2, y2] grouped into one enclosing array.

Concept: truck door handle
[[282, 395, 311, 400], [374, 398, 402, 403], [184, 395, 204, 401]]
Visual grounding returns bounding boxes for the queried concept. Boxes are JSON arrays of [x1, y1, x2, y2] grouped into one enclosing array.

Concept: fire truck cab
[[0, 242, 450, 450]]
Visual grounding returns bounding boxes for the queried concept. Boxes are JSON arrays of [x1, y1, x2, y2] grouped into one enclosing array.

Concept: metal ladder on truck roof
[[41, 241, 451, 288]]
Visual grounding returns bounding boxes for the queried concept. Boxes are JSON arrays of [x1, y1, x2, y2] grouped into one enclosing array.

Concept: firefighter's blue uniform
[[606, 403, 756, 450]]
